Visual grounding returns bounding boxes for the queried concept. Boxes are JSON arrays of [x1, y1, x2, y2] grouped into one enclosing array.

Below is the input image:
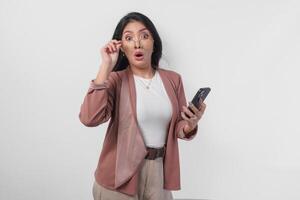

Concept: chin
[[130, 60, 148, 67]]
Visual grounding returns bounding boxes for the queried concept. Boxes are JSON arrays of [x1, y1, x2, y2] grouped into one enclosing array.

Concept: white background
[[1, 1, 300, 199]]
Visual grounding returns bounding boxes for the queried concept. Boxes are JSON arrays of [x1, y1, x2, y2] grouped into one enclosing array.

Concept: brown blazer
[[79, 66, 198, 196]]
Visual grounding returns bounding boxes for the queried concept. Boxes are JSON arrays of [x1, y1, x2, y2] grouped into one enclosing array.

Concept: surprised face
[[121, 21, 154, 69]]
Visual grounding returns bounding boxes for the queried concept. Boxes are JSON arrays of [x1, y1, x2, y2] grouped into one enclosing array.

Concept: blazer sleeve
[[78, 71, 118, 127], [175, 74, 198, 140]]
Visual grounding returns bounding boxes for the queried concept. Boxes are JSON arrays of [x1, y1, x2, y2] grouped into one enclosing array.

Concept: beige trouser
[[92, 157, 174, 200]]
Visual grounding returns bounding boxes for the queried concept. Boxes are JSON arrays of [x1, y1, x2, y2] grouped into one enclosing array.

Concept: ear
[[120, 46, 124, 52]]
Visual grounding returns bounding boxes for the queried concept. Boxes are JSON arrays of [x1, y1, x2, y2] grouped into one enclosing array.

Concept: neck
[[129, 64, 155, 79]]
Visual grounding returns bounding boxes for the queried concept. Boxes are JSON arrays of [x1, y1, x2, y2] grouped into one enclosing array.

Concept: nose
[[134, 40, 141, 48], [134, 42, 141, 49]]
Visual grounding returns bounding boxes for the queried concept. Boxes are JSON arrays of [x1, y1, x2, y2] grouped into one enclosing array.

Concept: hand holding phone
[[190, 87, 211, 109], [182, 87, 210, 125]]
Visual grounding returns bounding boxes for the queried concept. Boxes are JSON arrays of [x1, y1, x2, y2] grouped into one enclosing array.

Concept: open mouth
[[134, 52, 144, 60]]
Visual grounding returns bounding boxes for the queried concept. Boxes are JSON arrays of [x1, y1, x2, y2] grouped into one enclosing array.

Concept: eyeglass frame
[[121, 32, 154, 45]]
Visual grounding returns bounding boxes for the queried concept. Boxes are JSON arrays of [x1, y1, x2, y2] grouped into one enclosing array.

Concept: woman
[[79, 12, 207, 200]]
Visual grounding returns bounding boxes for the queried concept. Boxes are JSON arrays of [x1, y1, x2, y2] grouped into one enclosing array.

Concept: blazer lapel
[[126, 67, 138, 124], [114, 67, 147, 188], [157, 69, 179, 121]]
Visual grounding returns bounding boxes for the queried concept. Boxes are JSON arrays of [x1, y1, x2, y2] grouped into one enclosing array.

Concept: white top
[[133, 70, 173, 148]]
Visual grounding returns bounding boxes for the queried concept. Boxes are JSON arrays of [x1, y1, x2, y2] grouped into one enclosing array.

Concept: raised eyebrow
[[123, 28, 149, 34]]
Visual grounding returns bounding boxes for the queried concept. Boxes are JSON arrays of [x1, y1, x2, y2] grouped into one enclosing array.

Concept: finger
[[181, 111, 191, 121], [112, 39, 121, 42], [106, 41, 115, 51], [112, 40, 122, 44], [108, 43, 116, 52], [109, 45, 114, 53], [181, 112, 197, 124], [105, 43, 113, 53], [111, 40, 122, 50], [197, 98, 203, 108], [112, 42, 120, 51], [104, 45, 112, 54], [111, 43, 118, 52], [116, 43, 122, 50], [182, 106, 195, 118], [200, 102, 206, 112], [188, 102, 200, 114], [188, 102, 204, 119], [113, 42, 122, 51]]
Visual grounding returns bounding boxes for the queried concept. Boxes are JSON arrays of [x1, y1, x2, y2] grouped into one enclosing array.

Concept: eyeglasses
[[122, 32, 153, 44]]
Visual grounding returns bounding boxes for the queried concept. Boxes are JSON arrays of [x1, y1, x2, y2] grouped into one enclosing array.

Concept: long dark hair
[[111, 12, 162, 72]]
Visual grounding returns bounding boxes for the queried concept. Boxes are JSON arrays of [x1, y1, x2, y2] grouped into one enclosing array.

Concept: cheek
[[122, 45, 133, 57], [144, 42, 154, 52], [122, 44, 130, 51]]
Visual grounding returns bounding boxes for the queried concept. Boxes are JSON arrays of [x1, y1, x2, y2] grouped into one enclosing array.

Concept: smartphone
[[190, 87, 211, 109]]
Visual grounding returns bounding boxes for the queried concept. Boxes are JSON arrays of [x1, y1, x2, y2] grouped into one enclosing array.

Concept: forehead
[[123, 21, 149, 34]]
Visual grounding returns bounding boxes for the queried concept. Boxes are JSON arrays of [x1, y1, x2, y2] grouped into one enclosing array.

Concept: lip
[[134, 55, 144, 61], [134, 51, 144, 61]]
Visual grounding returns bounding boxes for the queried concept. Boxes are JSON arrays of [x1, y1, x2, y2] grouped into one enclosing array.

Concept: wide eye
[[125, 36, 132, 41], [142, 33, 149, 39]]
